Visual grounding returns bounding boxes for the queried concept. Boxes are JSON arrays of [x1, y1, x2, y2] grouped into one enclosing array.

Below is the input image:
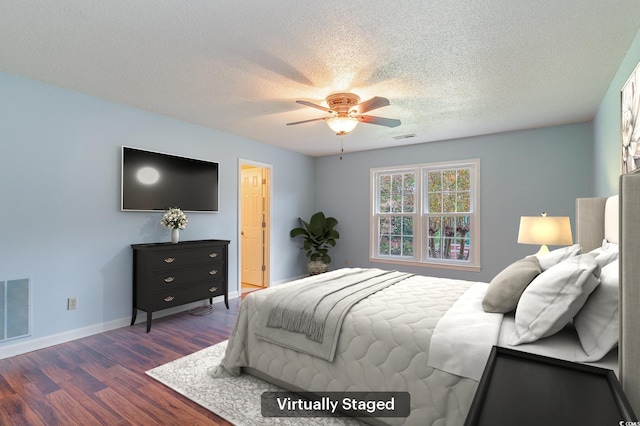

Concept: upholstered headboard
[[620, 173, 640, 415], [579, 189, 638, 415], [575, 195, 619, 252]]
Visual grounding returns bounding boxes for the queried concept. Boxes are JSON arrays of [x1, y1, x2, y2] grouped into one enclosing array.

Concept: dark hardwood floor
[[0, 298, 243, 425]]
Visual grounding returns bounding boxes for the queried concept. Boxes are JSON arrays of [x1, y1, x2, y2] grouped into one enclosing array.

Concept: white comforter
[[211, 269, 496, 426]]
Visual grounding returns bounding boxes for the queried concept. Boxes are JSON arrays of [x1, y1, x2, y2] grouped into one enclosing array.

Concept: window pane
[[403, 173, 415, 194], [443, 170, 456, 191], [457, 169, 470, 191], [391, 194, 402, 212], [455, 216, 471, 260], [455, 216, 471, 237], [403, 194, 414, 212], [427, 217, 441, 259], [443, 192, 456, 212], [390, 236, 402, 255], [428, 216, 441, 236], [379, 193, 390, 212], [390, 216, 401, 234], [379, 235, 390, 255], [380, 175, 391, 194], [428, 171, 441, 192], [428, 193, 441, 213], [379, 216, 390, 234], [457, 192, 470, 212], [392, 174, 403, 193], [442, 217, 455, 259], [402, 217, 413, 235], [402, 237, 414, 256]]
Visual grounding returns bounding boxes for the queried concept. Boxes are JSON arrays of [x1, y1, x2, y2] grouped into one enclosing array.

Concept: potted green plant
[[290, 211, 340, 275]]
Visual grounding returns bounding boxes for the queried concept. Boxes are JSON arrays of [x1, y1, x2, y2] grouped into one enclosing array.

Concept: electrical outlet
[[344, 259, 349, 266], [67, 297, 77, 310]]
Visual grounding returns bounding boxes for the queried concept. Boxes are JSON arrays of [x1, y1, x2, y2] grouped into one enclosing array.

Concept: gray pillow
[[482, 257, 541, 313]]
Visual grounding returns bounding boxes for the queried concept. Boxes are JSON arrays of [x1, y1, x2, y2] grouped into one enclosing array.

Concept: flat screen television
[[121, 146, 219, 212]]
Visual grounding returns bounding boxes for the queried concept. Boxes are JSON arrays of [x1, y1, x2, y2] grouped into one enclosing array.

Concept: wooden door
[[241, 167, 265, 286]]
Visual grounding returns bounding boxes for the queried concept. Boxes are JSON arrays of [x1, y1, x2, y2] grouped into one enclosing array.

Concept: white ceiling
[[1, 1, 639, 157]]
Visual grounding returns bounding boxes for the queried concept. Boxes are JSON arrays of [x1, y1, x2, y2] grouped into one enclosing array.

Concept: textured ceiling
[[1, 1, 640, 157]]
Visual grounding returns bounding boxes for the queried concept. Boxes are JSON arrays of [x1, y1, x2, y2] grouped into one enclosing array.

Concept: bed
[[211, 194, 631, 425]]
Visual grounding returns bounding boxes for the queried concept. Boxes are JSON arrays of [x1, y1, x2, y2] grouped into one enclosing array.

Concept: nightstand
[[465, 346, 636, 426]]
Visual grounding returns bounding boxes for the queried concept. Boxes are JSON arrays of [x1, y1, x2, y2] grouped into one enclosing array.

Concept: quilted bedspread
[[214, 269, 481, 426]]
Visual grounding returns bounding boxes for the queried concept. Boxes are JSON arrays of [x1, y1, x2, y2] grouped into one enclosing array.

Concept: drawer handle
[[209, 270, 218, 275], [164, 276, 175, 283], [209, 287, 218, 292], [164, 257, 175, 263], [209, 252, 218, 258], [164, 296, 174, 302]]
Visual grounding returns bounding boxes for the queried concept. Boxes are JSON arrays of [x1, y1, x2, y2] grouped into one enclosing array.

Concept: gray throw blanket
[[255, 268, 413, 361]]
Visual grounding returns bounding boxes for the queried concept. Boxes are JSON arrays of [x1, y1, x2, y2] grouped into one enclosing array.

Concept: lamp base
[[534, 244, 550, 257]]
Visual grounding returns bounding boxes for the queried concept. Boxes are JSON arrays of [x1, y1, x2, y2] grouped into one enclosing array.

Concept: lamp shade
[[327, 116, 358, 135], [517, 215, 573, 247]]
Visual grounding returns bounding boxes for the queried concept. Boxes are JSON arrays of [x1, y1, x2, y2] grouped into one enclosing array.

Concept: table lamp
[[517, 213, 573, 256]]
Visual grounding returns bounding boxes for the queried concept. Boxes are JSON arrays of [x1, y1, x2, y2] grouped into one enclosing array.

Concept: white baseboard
[[0, 293, 238, 360]]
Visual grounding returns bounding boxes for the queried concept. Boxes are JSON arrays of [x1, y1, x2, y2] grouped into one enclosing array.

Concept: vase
[[307, 260, 328, 275], [171, 228, 179, 244]]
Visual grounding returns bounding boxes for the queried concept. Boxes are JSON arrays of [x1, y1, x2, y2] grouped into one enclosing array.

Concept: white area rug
[[146, 340, 365, 426]]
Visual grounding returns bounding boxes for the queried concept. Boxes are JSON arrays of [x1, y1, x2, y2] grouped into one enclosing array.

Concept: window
[[371, 159, 480, 270]]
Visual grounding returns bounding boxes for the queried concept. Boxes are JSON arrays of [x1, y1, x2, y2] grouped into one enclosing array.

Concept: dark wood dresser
[[130, 239, 230, 332]]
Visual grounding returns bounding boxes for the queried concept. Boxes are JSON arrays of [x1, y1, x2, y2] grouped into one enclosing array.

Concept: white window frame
[[370, 159, 480, 271]]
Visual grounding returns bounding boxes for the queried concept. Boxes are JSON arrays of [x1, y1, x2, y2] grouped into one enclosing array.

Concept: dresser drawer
[[150, 262, 225, 291], [151, 283, 225, 310], [149, 246, 225, 270]]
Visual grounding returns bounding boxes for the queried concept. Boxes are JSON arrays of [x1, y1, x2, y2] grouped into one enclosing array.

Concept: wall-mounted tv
[[121, 146, 219, 212]]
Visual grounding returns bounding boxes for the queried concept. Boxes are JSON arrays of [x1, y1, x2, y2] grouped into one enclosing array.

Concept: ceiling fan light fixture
[[327, 115, 358, 135]]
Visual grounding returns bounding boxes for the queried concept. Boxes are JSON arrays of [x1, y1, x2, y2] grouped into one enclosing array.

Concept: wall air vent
[[0, 278, 30, 342], [392, 134, 417, 140]]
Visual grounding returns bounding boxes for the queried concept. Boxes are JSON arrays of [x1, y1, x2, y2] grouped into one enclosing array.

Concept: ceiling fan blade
[[296, 100, 332, 112], [286, 117, 327, 126], [357, 96, 390, 113], [357, 115, 401, 128]]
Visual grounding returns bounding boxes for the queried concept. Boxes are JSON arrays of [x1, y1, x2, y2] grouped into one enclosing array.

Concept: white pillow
[[509, 254, 600, 345], [574, 259, 619, 362], [537, 244, 582, 271], [602, 239, 618, 251], [586, 239, 619, 269]]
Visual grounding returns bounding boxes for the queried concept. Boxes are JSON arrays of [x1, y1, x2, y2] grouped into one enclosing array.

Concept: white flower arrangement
[[161, 207, 188, 230]]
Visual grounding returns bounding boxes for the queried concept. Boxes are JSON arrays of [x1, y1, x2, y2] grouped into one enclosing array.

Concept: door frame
[[238, 158, 272, 289]]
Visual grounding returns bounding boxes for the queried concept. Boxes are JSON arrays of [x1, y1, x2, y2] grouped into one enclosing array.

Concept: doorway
[[239, 160, 271, 294]]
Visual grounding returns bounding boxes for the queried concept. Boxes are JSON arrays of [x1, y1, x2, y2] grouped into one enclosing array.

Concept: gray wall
[[315, 123, 593, 282], [0, 71, 314, 346]]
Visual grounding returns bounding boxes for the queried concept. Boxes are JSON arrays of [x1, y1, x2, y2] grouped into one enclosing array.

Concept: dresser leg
[[224, 294, 229, 309], [131, 308, 137, 326], [146, 311, 152, 333]]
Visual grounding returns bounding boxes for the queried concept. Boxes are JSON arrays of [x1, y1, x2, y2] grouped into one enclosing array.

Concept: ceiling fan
[[286, 92, 401, 135]]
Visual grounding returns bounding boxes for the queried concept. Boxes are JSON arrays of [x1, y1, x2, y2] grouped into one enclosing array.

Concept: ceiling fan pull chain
[[340, 137, 344, 160]]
